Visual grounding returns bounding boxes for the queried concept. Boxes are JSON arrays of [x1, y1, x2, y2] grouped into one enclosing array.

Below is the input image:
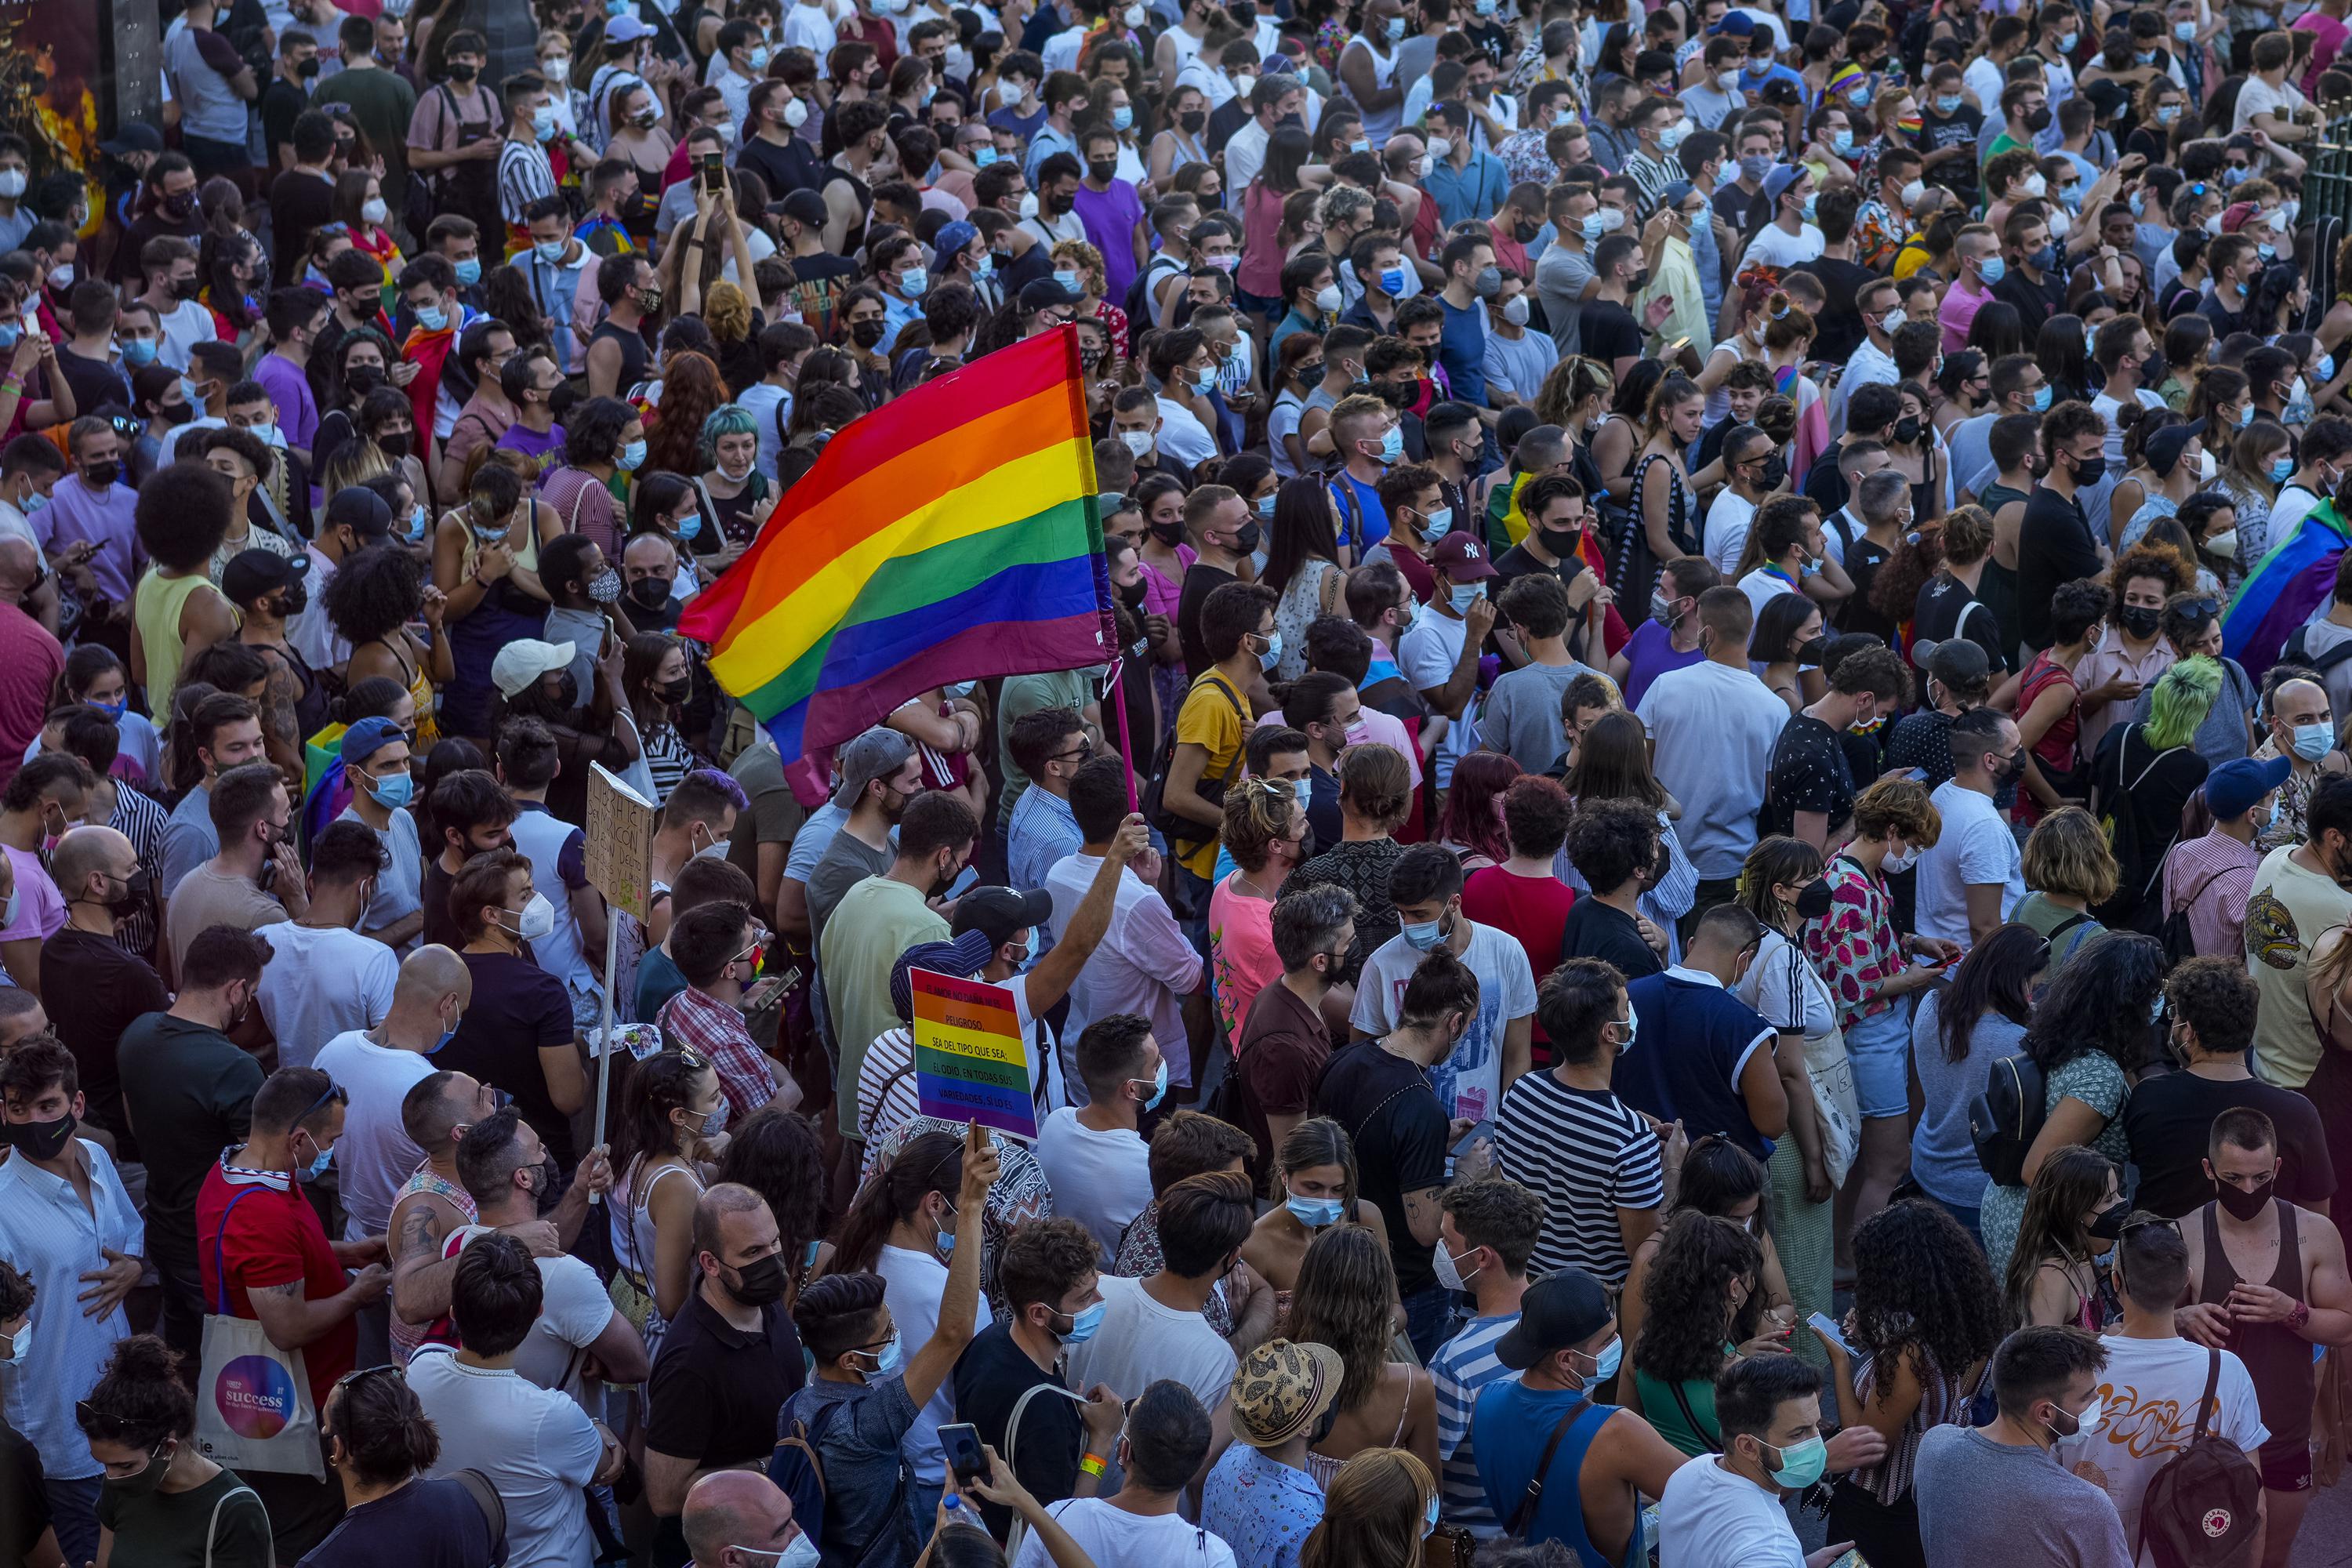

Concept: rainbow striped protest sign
[[911, 967, 1038, 1141]]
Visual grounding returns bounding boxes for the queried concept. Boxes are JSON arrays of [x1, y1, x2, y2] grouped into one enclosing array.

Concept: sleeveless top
[[611, 1156, 705, 1357], [2199, 1198, 2313, 1453], [387, 1162, 477, 1364], [1271, 558, 1338, 681], [375, 634, 442, 746], [1305, 1363, 1416, 1488], [134, 570, 216, 717], [590, 319, 650, 392], [1851, 1345, 1969, 1505], [1341, 33, 1403, 144]]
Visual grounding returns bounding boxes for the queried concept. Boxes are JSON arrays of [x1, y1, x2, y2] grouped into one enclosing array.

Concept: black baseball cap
[[1495, 1269, 1616, 1370], [953, 886, 1055, 948], [325, 485, 394, 542]]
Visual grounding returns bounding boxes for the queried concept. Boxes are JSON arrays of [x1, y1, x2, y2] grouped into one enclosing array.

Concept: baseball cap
[[778, 188, 830, 229], [934, 220, 978, 260], [1019, 278, 1082, 314], [2205, 754, 2292, 821], [339, 715, 408, 767], [491, 638, 577, 699], [953, 886, 1055, 949], [1911, 634, 1991, 683], [830, 726, 918, 809], [1432, 532, 1499, 581], [1229, 1340, 1345, 1448], [2083, 78, 2132, 118], [1495, 1269, 1616, 1371], [100, 124, 164, 157], [220, 548, 309, 607], [605, 14, 654, 41], [325, 485, 394, 541], [2145, 418, 2209, 479], [1712, 10, 1755, 34], [888, 931, 1002, 1023], [1763, 163, 1807, 205]]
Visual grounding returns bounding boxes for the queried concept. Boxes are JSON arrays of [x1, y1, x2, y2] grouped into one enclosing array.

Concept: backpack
[[2161, 863, 2236, 967], [2138, 1348, 2264, 1568], [1969, 1049, 2048, 1186], [2282, 624, 2352, 674], [767, 1395, 847, 1552], [2097, 724, 2183, 935]]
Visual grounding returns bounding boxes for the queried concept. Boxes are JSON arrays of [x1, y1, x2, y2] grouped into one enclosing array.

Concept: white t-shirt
[[1635, 659, 1791, 879], [1704, 489, 1757, 579], [1657, 1454, 1807, 1568], [2091, 387, 2168, 467], [874, 1242, 996, 1487], [1735, 565, 1802, 625], [1915, 780, 2025, 945], [1011, 1495, 1239, 1568], [1962, 54, 2005, 114], [1350, 921, 1538, 1124], [2234, 71, 2307, 135], [2084, 1335, 2268, 1556], [155, 296, 220, 372], [252, 920, 399, 1069], [1033, 1107, 1155, 1265], [1154, 395, 1219, 467], [312, 1029, 436, 1242], [451, 1226, 618, 1415], [1399, 604, 1478, 787], [1064, 1273, 1238, 1419], [1737, 222, 1824, 274], [409, 1350, 603, 1568]]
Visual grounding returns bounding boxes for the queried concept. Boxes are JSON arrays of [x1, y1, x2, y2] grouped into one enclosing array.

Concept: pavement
[[2295, 1477, 2352, 1566]]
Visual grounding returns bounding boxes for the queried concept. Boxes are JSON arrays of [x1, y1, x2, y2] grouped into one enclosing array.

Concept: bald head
[[0, 537, 38, 597], [682, 1469, 799, 1566], [51, 825, 137, 909], [394, 943, 474, 1008]]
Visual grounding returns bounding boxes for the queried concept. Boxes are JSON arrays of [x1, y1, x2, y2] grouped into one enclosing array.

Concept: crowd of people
[[14, 0, 2352, 1562]]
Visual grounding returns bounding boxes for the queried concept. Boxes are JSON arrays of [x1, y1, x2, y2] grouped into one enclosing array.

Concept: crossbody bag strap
[[209, 1184, 267, 1316], [1668, 1380, 1722, 1453], [204, 1485, 265, 1568], [1507, 1397, 1593, 1539]]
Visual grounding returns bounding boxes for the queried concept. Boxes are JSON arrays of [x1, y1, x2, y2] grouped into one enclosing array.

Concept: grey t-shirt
[[1535, 242, 1595, 357], [541, 605, 606, 697], [337, 802, 423, 952], [1479, 659, 1602, 774], [789, 1374, 921, 1568], [1914, 1426, 2132, 1568], [806, 827, 895, 950]]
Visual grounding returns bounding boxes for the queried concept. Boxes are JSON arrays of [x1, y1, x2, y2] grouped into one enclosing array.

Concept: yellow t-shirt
[[1172, 670, 1253, 878], [2247, 843, 2352, 1087]]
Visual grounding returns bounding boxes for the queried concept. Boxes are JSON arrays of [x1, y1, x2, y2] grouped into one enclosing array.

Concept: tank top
[[1342, 33, 1403, 145], [1306, 1363, 1417, 1488], [387, 1163, 477, 1364], [611, 1157, 703, 1358], [134, 569, 216, 717], [2199, 1198, 2313, 1452], [376, 635, 441, 746], [590, 320, 650, 393]]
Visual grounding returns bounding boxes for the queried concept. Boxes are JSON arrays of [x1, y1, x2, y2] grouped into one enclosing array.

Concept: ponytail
[[829, 1128, 964, 1276]]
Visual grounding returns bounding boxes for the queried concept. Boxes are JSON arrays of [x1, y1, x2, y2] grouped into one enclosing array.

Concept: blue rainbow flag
[[2223, 499, 2352, 680]]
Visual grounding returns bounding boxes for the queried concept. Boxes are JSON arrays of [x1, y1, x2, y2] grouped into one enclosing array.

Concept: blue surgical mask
[[6, 1320, 27, 1363], [369, 768, 416, 808], [454, 257, 481, 286], [534, 239, 568, 264], [1403, 912, 1448, 950], [1802, 192, 1820, 223], [1258, 627, 1283, 670], [2032, 384, 2053, 412], [2323, 355, 2339, 383], [1379, 264, 1410, 296], [1059, 1300, 1108, 1343], [900, 267, 928, 297], [1423, 1496, 1440, 1538], [416, 303, 449, 331], [2296, 721, 2336, 762], [677, 510, 703, 541], [2241, 402, 2256, 428], [123, 338, 158, 367], [0, 323, 20, 350], [1255, 492, 1276, 518], [1195, 364, 1218, 394], [1829, 130, 1853, 156], [93, 698, 125, 722], [408, 503, 430, 540], [1287, 1193, 1347, 1228], [858, 1330, 905, 1377], [2271, 456, 2296, 483], [1936, 93, 1963, 114], [619, 438, 648, 470], [1112, 105, 1133, 130], [1577, 1336, 1623, 1386], [1131, 1058, 1170, 1110], [1291, 775, 1312, 815], [1054, 267, 1080, 292], [1380, 425, 1403, 463], [1449, 581, 1484, 615], [296, 1134, 334, 1183], [1978, 255, 2006, 285], [1425, 506, 1454, 537]]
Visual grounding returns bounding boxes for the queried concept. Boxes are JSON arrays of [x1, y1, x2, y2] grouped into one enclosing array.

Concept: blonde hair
[[1299, 1450, 1435, 1568], [1222, 776, 1299, 873], [702, 279, 753, 344], [2021, 805, 2120, 906]]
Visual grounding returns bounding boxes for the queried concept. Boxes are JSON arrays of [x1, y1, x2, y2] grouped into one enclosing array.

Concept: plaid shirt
[[656, 985, 778, 1125]]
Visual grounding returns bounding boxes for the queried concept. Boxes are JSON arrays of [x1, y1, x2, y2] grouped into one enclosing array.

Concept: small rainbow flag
[[680, 328, 1110, 757]]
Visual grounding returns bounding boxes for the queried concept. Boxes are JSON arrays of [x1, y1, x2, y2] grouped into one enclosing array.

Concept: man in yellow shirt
[[1161, 579, 1276, 948]]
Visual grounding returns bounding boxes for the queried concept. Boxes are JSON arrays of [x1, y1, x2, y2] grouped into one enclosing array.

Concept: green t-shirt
[[97, 1467, 271, 1568], [1635, 1362, 1727, 1458], [1983, 131, 2030, 166], [312, 65, 419, 202], [996, 667, 1099, 829]]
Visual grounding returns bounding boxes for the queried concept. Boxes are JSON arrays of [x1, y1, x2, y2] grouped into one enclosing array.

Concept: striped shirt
[[1494, 1070, 1664, 1287], [496, 138, 559, 229], [1431, 1312, 1522, 1534], [111, 780, 168, 961]]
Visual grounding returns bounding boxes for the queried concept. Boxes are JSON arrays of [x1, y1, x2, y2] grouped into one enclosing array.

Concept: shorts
[[1842, 1000, 1913, 1120], [2260, 1436, 2314, 1492]]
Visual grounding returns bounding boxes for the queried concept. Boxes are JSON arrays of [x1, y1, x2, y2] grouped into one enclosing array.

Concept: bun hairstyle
[[331, 1366, 441, 1487], [1762, 291, 1815, 352], [77, 1334, 196, 1448]]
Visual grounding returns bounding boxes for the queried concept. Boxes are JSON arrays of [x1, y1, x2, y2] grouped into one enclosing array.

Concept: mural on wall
[[0, 0, 108, 238]]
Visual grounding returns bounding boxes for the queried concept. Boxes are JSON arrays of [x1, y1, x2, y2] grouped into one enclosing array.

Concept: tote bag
[[191, 1186, 325, 1480]]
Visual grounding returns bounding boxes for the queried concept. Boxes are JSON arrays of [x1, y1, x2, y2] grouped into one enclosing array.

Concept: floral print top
[[1802, 855, 1904, 1030]]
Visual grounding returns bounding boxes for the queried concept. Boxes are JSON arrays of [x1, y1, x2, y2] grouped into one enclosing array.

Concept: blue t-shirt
[[1613, 970, 1779, 1160], [1472, 1381, 1632, 1568], [1329, 472, 1391, 552], [295, 1475, 505, 1567], [1439, 296, 1490, 406]]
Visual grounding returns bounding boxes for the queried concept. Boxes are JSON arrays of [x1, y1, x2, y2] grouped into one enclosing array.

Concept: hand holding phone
[[1808, 1310, 1852, 1355], [940, 1422, 987, 1485]]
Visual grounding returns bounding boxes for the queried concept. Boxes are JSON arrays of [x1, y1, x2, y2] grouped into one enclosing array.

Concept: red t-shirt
[[1461, 865, 1576, 1045], [0, 603, 63, 789], [195, 1163, 356, 1410]]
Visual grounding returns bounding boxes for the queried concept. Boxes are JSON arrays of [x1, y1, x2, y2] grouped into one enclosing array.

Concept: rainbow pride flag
[[680, 328, 1110, 757]]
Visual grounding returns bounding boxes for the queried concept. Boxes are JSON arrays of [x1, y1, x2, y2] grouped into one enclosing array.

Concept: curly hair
[[1870, 514, 1945, 623], [645, 350, 729, 477], [2021, 930, 2165, 1076], [2111, 539, 2194, 606], [1850, 777, 1940, 848], [77, 1335, 194, 1449], [997, 1216, 1101, 1316], [321, 541, 427, 645], [1283, 1223, 1400, 1416], [1850, 1200, 2005, 1379], [1632, 1210, 1762, 1386], [2003, 1145, 2116, 1324], [717, 1108, 831, 1299]]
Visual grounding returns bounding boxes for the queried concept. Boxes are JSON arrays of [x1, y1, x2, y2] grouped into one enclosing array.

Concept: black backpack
[[2138, 1348, 2264, 1568], [2282, 624, 2352, 674], [1969, 1049, 2048, 1186]]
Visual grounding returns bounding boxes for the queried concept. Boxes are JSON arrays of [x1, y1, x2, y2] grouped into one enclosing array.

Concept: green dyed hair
[[699, 402, 759, 466], [2145, 655, 2223, 752]]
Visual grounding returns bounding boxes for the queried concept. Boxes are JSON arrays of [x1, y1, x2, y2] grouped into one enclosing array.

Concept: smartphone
[[742, 975, 788, 1014], [1903, 768, 1928, 782], [939, 1422, 987, 1485], [700, 151, 727, 193], [1808, 1310, 1852, 1353], [1451, 1120, 1492, 1158]]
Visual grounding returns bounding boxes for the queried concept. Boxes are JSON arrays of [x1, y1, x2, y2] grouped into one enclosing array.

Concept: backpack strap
[[449, 1467, 508, 1548], [1507, 1397, 1593, 1539], [204, 1484, 266, 1568], [1668, 1380, 1722, 1453], [2194, 1345, 2222, 1443], [2045, 910, 2096, 942]]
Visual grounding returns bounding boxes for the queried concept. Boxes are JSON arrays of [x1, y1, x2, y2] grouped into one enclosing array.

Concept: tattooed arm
[[248, 1267, 389, 1351], [390, 1187, 564, 1324]]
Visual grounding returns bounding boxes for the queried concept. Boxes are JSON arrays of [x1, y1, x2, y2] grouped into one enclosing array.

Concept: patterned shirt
[[1288, 837, 1405, 985], [2256, 738, 2336, 852], [1803, 855, 1905, 1030], [1201, 1443, 1326, 1568], [1494, 127, 1555, 188], [655, 983, 779, 1126], [109, 779, 168, 961]]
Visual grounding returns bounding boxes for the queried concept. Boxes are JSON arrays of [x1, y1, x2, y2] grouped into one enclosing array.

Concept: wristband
[[2288, 1299, 2312, 1333], [1077, 1453, 1107, 1477]]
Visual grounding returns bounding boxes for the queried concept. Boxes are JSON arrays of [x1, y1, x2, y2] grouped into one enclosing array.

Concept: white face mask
[[1501, 294, 1530, 327]]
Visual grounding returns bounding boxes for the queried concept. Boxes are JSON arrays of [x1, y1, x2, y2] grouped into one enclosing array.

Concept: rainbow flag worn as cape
[[2222, 497, 2352, 681], [679, 328, 1111, 758]]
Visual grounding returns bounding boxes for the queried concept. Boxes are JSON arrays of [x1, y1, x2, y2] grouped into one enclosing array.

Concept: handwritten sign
[[912, 967, 1037, 1140], [585, 762, 659, 920]]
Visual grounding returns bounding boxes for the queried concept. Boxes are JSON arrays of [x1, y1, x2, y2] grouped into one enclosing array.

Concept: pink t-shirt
[[2301, 12, 2350, 95], [1208, 871, 1283, 1044], [0, 842, 67, 945]]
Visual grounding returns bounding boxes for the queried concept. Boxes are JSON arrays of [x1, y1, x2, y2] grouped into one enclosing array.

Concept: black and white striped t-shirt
[[497, 139, 559, 228], [1494, 1069, 1664, 1287]]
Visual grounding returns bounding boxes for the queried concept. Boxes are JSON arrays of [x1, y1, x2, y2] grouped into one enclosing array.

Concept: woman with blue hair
[[688, 401, 775, 568]]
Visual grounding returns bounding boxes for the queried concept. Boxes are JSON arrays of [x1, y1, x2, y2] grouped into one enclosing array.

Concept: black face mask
[[105, 868, 151, 920], [726, 1253, 790, 1306], [1537, 524, 1582, 557], [1087, 159, 1119, 183], [1795, 634, 1832, 666], [2213, 1174, 2274, 1221], [1046, 191, 1075, 215], [447, 60, 478, 82], [849, 318, 885, 348], [297, 55, 321, 78], [378, 430, 410, 459], [630, 575, 673, 608], [1178, 109, 1207, 133], [1793, 877, 1834, 920], [1116, 575, 1148, 609], [156, 400, 194, 427], [1231, 520, 1263, 555], [1515, 218, 1541, 243], [2118, 604, 2161, 639], [1147, 517, 1184, 546], [172, 275, 205, 302], [275, 581, 308, 617], [2027, 105, 2053, 132], [0, 1111, 74, 1161], [82, 461, 120, 489], [1761, 452, 1788, 489], [658, 675, 693, 706], [1893, 416, 1923, 446], [2085, 1200, 2130, 1240]]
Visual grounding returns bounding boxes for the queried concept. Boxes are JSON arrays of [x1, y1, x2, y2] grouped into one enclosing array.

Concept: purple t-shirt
[[1620, 619, 1706, 709], [35, 474, 143, 603], [1071, 179, 1148, 305], [497, 422, 569, 483], [254, 352, 319, 454]]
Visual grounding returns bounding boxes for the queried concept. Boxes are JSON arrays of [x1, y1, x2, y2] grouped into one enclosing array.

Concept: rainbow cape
[[2221, 497, 2352, 681], [679, 328, 1110, 757]]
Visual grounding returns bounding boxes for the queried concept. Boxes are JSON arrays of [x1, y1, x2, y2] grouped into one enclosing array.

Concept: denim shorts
[[1842, 1000, 1912, 1120]]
